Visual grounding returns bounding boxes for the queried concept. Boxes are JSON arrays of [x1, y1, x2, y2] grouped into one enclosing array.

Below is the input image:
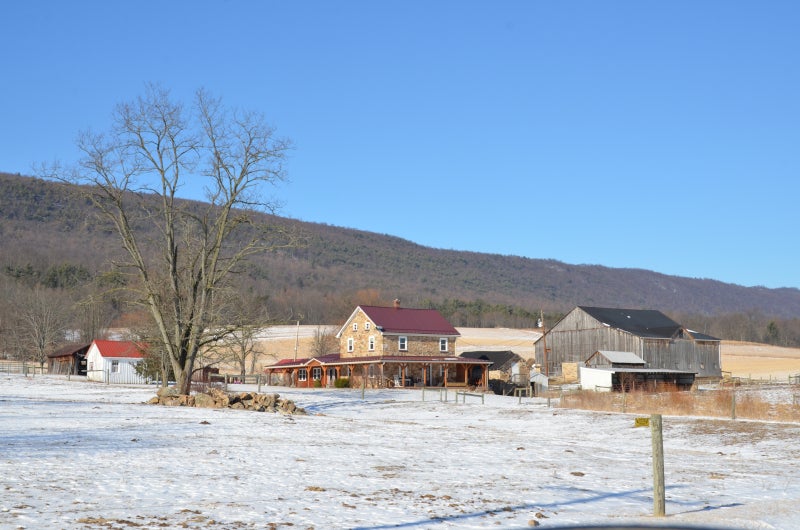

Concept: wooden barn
[[534, 306, 721, 380], [47, 343, 90, 375]]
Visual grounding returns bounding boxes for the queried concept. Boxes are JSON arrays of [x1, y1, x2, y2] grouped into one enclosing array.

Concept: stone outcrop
[[147, 387, 306, 414]]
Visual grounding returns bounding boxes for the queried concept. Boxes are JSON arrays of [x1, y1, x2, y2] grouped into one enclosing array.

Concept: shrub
[[334, 377, 350, 388], [313, 380, 322, 388]]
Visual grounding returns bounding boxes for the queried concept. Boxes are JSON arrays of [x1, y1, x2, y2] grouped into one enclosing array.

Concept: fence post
[[422, 387, 425, 402], [257, 374, 262, 393], [731, 392, 736, 420], [651, 414, 665, 517]]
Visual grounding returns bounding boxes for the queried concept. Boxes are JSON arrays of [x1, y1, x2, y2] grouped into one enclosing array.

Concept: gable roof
[[48, 343, 91, 359], [460, 350, 521, 371], [579, 306, 684, 339], [357, 305, 460, 336], [586, 350, 646, 366], [91, 340, 145, 359]]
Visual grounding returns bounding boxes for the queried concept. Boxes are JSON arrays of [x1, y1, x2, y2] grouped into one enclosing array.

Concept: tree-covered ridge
[[2, 171, 800, 347]]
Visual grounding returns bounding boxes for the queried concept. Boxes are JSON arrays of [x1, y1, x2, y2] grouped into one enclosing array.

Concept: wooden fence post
[[651, 414, 665, 517], [731, 392, 737, 420]]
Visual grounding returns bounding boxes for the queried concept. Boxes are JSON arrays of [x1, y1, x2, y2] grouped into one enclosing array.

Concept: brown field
[[721, 340, 800, 380]]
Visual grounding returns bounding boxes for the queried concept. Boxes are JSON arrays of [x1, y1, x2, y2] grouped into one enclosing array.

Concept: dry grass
[[559, 387, 800, 422]]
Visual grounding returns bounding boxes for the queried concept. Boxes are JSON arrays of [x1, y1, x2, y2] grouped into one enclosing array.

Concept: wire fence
[[0, 361, 47, 376]]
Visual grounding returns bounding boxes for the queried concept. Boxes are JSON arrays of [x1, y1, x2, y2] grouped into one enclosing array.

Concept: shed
[[460, 350, 526, 384], [47, 343, 90, 375], [580, 350, 695, 392], [85, 340, 148, 384]]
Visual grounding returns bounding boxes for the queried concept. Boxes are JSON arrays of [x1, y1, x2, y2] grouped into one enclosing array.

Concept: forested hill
[[2, 172, 800, 323]]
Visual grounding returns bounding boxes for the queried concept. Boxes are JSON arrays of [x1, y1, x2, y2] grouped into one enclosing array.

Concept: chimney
[[393, 298, 400, 309]]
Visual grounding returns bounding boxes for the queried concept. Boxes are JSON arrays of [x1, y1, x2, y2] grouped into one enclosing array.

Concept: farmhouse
[[580, 350, 696, 392], [85, 339, 148, 384], [265, 301, 491, 389], [534, 306, 721, 380]]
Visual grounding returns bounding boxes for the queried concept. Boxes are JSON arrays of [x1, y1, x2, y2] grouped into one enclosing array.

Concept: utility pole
[[538, 309, 550, 377], [293, 320, 300, 360]]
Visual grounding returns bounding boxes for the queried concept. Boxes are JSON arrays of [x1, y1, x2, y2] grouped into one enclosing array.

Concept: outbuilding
[[47, 343, 90, 375], [580, 350, 696, 391], [85, 340, 148, 384]]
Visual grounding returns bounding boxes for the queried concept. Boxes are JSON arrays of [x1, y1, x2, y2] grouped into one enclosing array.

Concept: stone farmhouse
[[265, 300, 491, 389]]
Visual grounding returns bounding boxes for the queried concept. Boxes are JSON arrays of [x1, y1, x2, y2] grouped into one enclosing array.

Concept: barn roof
[[357, 305, 460, 336], [92, 340, 145, 359], [460, 350, 521, 372], [579, 307, 685, 339], [47, 343, 91, 359]]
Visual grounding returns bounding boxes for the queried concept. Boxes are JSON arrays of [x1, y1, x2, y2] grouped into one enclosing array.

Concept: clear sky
[[2, 1, 798, 289]]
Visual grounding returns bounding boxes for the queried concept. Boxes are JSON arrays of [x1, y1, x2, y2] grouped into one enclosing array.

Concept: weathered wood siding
[[641, 339, 720, 377]]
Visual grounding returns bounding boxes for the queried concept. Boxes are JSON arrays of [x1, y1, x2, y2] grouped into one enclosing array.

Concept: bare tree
[[51, 85, 296, 394], [15, 287, 70, 368], [310, 325, 337, 357]]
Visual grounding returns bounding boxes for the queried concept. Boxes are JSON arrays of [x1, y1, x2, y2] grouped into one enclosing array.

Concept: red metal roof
[[359, 305, 460, 336], [92, 340, 145, 359]]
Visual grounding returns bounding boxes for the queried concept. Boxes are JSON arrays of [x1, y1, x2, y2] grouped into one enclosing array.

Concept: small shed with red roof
[[86, 339, 148, 384], [265, 301, 491, 389]]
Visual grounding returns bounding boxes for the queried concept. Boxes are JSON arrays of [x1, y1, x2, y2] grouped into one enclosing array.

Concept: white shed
[[85, 340, 148, 384]]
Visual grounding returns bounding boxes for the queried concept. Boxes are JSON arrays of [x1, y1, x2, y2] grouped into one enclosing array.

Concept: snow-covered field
[[1, 375, 799, 529]]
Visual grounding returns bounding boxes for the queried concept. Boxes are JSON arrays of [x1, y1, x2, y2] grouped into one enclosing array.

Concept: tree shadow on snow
[[349, 485, 682, 529]]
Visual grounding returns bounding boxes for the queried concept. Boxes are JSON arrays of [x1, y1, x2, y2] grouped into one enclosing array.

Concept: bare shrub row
[[559, 388, 800, 422]]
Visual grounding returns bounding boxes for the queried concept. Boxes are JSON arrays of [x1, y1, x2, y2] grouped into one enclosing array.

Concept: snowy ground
[[1, 375, 799, 529]]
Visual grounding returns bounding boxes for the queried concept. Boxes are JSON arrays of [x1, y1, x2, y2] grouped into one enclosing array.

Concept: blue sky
[[2, 1, 798, 289]]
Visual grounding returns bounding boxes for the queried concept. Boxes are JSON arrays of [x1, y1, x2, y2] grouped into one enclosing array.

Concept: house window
[[368, 336, 375, 351], [111, 360, 120, 373], [347, 338, 354, 352], [312, 367, 322, 381], [365, 322, 371, 330], [298, 368, 308, 381], [439, 338, 448, 352], [398, 336, 408, 351], [353, 323, 358, 331]]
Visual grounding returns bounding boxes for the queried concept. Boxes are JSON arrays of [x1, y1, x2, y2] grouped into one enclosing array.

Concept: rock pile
[[147, 387, 306, 415]]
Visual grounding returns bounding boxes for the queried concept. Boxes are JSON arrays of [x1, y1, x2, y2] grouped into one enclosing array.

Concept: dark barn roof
[[579, 306, 719, 341], [460, 350, 521, 372], [47, 343, 90, 359]]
